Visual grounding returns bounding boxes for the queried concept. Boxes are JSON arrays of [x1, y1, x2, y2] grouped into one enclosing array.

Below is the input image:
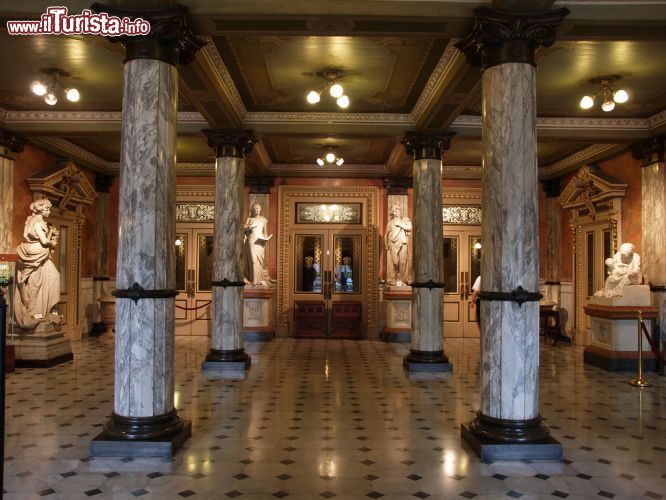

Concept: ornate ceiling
[[0, 0, 665, 179]]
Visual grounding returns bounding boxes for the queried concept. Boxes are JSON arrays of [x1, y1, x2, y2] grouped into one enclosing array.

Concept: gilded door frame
[[277, 186, 379, 338]]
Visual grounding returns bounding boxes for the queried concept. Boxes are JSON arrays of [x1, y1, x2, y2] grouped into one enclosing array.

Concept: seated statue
[[596, 242, 642, 297]]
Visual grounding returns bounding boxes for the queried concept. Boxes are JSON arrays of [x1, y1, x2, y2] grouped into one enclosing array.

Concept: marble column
[[630, 135, 666, 355], [202, 130, 257, 371], [0, 130, 26, 255], [542, 179, 562, 306], [90, 174, 113, 335], [456, 6, 568, 460], [90, 4, 205, 458], [401, 132, 455, 372]]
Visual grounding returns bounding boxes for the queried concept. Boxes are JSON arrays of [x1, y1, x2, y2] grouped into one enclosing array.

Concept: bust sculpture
[[14, 198, 61, 329], [384, 205, 412, 286], [596, 242, 642, 297], [243, 203, 272, 286]]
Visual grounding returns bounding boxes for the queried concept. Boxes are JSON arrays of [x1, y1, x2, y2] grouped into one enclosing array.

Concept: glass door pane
[[197, 234, 214, 292], [175, 233, 187, 291], [295, 235, 323, 293], [443, 236, 458, 294], [469, 236, 482, 286], [333, 234, 361, 293]]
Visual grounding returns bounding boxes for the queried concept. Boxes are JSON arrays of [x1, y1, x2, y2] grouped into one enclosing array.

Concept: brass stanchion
[[629, 310, 651, 387]]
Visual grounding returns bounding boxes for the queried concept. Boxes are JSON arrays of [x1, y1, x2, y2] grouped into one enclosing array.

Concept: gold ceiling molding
[[200, 38, 248, 119], [176, 185, 215, 198], [547, 144, 620, 176], [442, 186, 481, 201], [31, 137, 114, 172], [410, 39, 462, 124], [244, 111, 413, 124], [537, 116, 648, 131], [4, 110, 206, 124], [647, 109, 666, 130]]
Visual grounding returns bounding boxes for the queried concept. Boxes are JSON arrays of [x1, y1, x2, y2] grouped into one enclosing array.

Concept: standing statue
[[596, 242, 642, 297], [14, 198, 61, 328], [384, 205, 412, 286], [243, 203, 272, 286]]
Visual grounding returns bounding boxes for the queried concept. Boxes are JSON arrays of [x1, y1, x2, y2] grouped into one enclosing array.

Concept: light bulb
[[335, 158, 344, 166], [307, 90, 321, 104], [65, 88, 80, 102], [329, 83, 344, 98], [613, 89, 628, 104], [336, 95, 350, 108], [601, 99, 615, 112], [316, 158, 325, 166], [175, 238, 182, 246], [325, 152, 336, 163], [44, 93, 58, 105], [31, 81, 47, 96], [579, 95, 594, 109]]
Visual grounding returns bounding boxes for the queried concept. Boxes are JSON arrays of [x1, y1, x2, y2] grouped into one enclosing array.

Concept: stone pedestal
[[382, 289, 411, 342], [243, 288, 274, 341], [584, 286, 658, 371], [8, 324, 73, 368]]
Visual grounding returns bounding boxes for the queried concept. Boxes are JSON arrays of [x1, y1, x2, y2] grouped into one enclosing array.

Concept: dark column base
[[461, 412, 562, 461], [90, 410, 191, 459], [403, 349, 453, 372], [202, 348, 251, 371], [15, 352, 73, 368]]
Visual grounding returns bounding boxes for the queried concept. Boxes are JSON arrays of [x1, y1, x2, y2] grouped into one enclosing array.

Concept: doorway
[[174, 225, 214, 336], [289, 229, 366, 338], [443, 227, 481, 338]]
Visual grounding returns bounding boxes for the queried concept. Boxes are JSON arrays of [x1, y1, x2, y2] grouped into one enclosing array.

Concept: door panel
[[443, 228, 481, 338], [290, 229, 365, 338], [175, 226, 213, 336]]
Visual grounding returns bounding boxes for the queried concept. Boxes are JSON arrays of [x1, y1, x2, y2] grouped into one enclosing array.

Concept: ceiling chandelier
[[579, 75, 628, 112], [316, 149, 344, 167], [30, 68, 80, 105], [306, 68, 350, 109]]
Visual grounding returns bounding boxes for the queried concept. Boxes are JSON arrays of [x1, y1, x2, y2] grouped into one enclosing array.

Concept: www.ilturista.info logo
[[6, 6, 151, 36]]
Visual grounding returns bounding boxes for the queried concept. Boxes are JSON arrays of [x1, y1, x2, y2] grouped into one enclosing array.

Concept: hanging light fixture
[[316, 148, 344, 167], [306, 68, 350, 109], [30, 68, 80, 106], [579, 75, 628, 112]]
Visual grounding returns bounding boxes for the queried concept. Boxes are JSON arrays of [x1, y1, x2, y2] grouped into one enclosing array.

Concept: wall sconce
[[31, 67, 80, 106], [579, 75, 628, 112], [306, 68, 350, 109]]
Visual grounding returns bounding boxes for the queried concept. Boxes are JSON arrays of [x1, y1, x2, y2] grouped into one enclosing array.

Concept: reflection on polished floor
[[4, 336, 666, 499]]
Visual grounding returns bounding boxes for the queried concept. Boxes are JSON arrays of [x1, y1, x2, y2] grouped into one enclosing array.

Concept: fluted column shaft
[[456, 6, 568, 455], [401, 133, 454, 371], [202, 131, 257, 368]]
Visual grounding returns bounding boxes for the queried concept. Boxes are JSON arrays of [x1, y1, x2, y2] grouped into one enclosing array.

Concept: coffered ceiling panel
[[214, 35, 448, 113]]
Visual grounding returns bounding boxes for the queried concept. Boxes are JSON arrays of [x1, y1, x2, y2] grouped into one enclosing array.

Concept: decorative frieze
[[443, 206, 481, 225], [176, 203, 215, 222]]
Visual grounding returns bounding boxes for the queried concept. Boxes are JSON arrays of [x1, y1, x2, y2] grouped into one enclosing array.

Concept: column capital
[[629, 135, 664, 167], [90, 3, 206, 66], [401, 132, 456, 161], [455, 6, 569, 70], [542, 178, 561, 198], [202, 129, 257, 158], [0, 128, 27, 156]]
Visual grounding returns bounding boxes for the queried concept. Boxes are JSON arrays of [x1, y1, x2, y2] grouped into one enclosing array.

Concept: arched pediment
[[26, 160, 97, 216]]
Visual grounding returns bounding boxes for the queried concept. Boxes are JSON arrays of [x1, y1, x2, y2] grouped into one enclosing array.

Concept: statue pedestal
[[382, 288, 412, 342], [8, 323, 73, 367], [243, 288, 274, 341], [584, 286, 658, 371]]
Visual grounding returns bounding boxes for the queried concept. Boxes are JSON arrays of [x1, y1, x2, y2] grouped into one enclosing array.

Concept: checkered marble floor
[[4, 335, 665, 499]]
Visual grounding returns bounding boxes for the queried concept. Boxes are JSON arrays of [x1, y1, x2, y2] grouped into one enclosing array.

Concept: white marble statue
[[385, 205, 412, 286], [14, 198, 61, 329], [243, 203, 272, 286], [596, 242, 642, 297]]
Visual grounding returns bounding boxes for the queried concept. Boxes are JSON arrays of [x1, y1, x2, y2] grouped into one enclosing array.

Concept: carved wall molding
[[547, 144, 620, 176], [176, 184, 215, 199], [200, 38, 248, 119], [443, 206, 482, 224], [245, 111, 414, 125], [647, 109, 666, 131], [442, 186, 482, 201], [176, 203, 215, 222]]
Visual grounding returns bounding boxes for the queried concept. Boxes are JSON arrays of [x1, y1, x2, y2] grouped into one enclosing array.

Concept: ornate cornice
[[455, 6, 569, 69], [270, 163, 389, 177], [0, 128, 27, 153], [648, 109, 666, 131], [31, 136, 113, 172], [547, 144, 619, 176], [175, 162, 215, 175], [90, 3, 206, 66], [202, 129, 257, 158], [410, 39, 462, 124], [442, 186, 481, 201], [629, 135, 664, 166], [402, 131, 456, 160], [201, 39, 247, 119], [176, 184, 215, 198], [244, 111, 413, 125]]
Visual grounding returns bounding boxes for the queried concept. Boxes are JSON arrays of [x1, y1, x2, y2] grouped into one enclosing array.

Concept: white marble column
[[90, 4, 204, 457], [631, 135, 666, 354], [456, 6, 568, 460], [202, 131, 257, 370], [90, 174, 113, 335], [400, 133, 454, 372], [0, 130, 26, 255]]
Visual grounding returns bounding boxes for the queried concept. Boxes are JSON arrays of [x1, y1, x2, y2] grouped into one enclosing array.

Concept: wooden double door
[[289, 229, 366, 338]]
